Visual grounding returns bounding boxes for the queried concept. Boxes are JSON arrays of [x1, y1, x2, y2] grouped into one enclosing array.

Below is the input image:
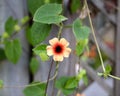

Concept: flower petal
[[63, 48, 71, 57], [60, 38, 69, 46], [46, 46, 53, 56], [49, 37, 58, 45], [53, 55, 63, 61]]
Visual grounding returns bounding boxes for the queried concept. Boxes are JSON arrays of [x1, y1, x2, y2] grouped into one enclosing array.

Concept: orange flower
[[46, 38, 71, 61], [76, 93, 85, 96]]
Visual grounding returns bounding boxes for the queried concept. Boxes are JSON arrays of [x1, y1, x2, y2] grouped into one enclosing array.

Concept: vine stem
[[52, 62, 59, 96], [45, 60, 54, 96], [3, 61, 58, 89], [58, 23, 63, 39], [108, 74, 120, 80], [84, 0, 106, 72], [57, 90, 61, 96]]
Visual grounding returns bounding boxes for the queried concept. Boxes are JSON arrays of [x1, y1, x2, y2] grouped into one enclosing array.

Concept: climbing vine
[[0, 0, 120, 96]]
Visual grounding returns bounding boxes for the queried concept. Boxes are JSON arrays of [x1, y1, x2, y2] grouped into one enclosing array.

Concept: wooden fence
[[0, 0, 119, 96]]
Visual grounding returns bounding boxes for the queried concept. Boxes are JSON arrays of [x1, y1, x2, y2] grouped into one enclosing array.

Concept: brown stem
[[45, 60, 54, 96]]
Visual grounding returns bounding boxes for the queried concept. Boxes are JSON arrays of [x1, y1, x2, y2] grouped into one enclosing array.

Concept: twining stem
[[108, 74, 120, 80], [58, 23, 63, 39], [3, 61, 58, 88], [45, 60, 54, 96], [57, 90, 61, 96], [84, 0, 106, 72], [52, 62, 59, 96]]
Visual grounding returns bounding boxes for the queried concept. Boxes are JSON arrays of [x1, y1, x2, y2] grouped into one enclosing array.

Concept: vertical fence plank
[[114, 0, 120, 96], [0, 0, 29, 96]]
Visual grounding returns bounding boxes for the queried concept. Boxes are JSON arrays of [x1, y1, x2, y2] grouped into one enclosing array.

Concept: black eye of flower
[[55, 45, 62, 53]]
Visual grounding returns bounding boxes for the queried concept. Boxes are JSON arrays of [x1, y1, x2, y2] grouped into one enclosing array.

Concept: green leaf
[[27, 0, 45, 15], [105, 64, 112, 74], [71, 0, 82, 13], [55, 77, 70, 89], [21, 16, 30, 24], [33, 3, 67, 24], [62, 88, 75, 95], [31, 22, 51, 45], [65, 77, 78, 89], [55, 77, 76, 95], [83, 75, 88, 85], [0, 48, 6, 61], [76, 39, 88, 56], [5, 16, 18, 35], [76, 69, 86, 80], [0, 80, 4, 89], [73, 18, 90, 42], [23, 82, 46, 96], [4, 39, 22, 64], [33, 44, 49, 61], [30, 57, 39, 75]]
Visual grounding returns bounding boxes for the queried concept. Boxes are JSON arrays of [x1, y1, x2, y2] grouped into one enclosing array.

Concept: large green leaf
[[65, 77, 78, 89], [31, 22, 51, 45], [33, 3, 67, 24], [5, 17, 18, 36], [55, 76, 70, 89], [33, 44, 49, 61], [4, 39, 22, 64], [23, 82, 46, 96], [55, 76, 76, 95], [30, 57, 39, 75], [27, 0, 45, 15], [76, 39, 88, 56], [73, 18, 90, 42]]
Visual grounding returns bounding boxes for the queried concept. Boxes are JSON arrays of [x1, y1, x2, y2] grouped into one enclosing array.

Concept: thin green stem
[[85, 0, 106, 72], [108, 74, 120, 80], [57, 90, 61, 96], [58, 23, 63, 39], [63, 25, 72, 28]]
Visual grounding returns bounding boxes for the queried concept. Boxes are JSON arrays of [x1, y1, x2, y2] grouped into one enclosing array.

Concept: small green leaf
[[76, 39, 88, 56], [31, 22, 51, 45], [105, 64, 112, 74], [97, 72, 103, 76], [39, 52, 49, 61], [30, 57, 39, 75], [83, 75, 88, 85], [71, 0, 82, 13], [0, 80, 4, 89], [21, 16, 30, 24], [65, 77, 78, 89], [0, 48, 6, 61], [5, 16, 18, 35], [23, 82, 46, 96], [4, 39, 22, 64], [76, 69, 86, 80], [27, 0, 45, 15], [33, 3, 67, 24], [33, 44, 49, 61], [73, 18, 90, 42]]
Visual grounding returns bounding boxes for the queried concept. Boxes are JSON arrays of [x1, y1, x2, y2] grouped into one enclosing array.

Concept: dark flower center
[[55, 45, 62, 53]]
